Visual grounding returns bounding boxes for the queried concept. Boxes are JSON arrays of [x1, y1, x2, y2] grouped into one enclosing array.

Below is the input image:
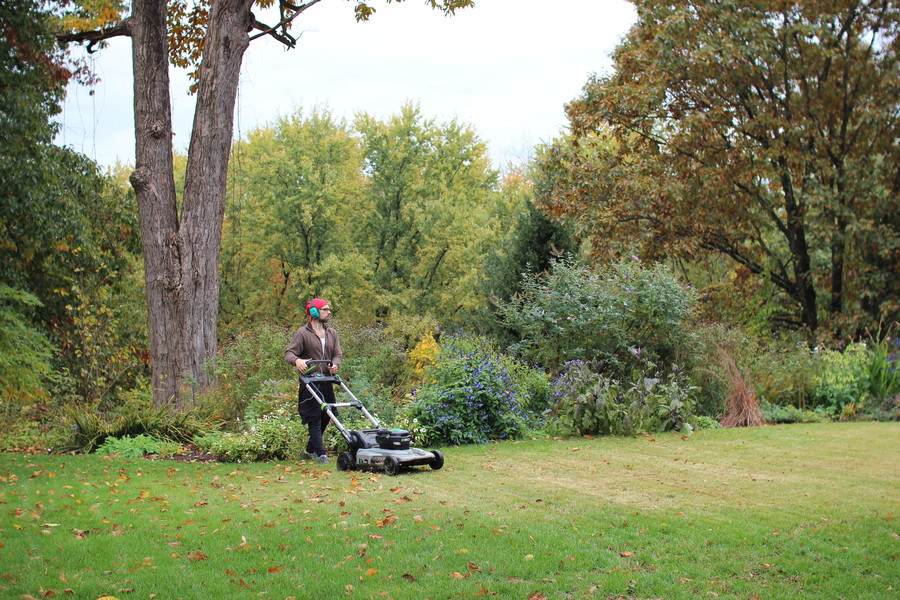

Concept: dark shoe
[[316, 454, 329, 464], [302, 452, 318, 461]]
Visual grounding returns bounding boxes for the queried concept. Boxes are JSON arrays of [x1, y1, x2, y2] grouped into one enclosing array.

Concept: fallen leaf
[[619, 551, 634, 557], [401, 573, 418, 582], [187, 551, 208, 561]]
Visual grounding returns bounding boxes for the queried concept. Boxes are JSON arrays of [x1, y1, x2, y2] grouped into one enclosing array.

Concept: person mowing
[[284, 298, 343, 463]]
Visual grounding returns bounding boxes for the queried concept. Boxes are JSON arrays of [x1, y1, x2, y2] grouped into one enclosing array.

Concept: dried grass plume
[[716, 343, 765, 428]]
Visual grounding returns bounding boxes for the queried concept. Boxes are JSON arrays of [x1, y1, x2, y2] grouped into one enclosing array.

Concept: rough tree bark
[[130, 0, 252, 409]]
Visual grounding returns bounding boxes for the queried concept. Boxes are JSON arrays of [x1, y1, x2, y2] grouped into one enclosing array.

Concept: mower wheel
[[384, 456, 400, 476], [337, 451, 354, 471], [429, 449, 444, 470]]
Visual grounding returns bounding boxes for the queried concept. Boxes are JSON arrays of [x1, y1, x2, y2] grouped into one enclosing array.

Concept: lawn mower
[[299, 360, 444, 475]]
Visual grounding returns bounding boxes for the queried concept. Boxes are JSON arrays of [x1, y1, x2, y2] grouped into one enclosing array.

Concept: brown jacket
[[284, 323, 343, 375]]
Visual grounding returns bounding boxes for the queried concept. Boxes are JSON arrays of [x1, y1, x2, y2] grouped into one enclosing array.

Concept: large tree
[[219, 107, 368, 328], [541, 0, 899, 337], [57, 0, 474, 408], [355, 103, 500, 324]]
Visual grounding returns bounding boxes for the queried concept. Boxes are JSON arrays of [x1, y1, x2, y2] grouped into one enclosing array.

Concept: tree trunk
[[131, 0, 252, 409], [179, 0, 253, 405], [130, 0, 181, 409]]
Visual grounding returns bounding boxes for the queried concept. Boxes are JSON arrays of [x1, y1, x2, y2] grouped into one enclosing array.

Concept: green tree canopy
[[220, 104, 506, 339], [355, 103, 500, 327], [221, 107, 368, 329]]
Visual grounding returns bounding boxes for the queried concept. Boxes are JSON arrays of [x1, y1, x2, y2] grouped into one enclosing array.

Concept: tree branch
[[56, 18, 133, 52], [249, 0, 324, 47]]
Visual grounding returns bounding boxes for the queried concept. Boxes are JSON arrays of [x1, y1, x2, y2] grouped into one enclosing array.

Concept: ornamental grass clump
[[716, 343, 765, 428], [410, 337, 533, 445]]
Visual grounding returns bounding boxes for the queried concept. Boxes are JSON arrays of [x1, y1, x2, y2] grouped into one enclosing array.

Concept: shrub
[[693, 415, 723, 430], [814, 343, 871, 418], [761, 402, 828, 424], [338, 323, 412, 401], [410, 336, 532, 445], [502, 355, 552, 417], [96, 434, 181, 458], [745, 340, 818, 409], [201, 321, 294, 421], [546, 359, 697, 437], [496, 256, 697, 374], [0, 285, 52, 404], [864, 330, 900, 420], [195, 414, 307, 463], [243, 379, 297, 421]]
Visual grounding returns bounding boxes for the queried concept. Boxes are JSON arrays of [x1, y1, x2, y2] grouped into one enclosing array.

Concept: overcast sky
[[55, 0, 636, 170]]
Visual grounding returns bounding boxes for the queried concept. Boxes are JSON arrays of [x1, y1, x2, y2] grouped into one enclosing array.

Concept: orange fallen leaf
[[619, 551, 634, 557]]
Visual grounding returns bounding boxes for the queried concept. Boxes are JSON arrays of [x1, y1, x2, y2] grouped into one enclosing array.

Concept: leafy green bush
[[410, 336, 533, 445], [761, 402, 828, 424], [193, 378, 308, 462], [339, 323, 413, 401], [194, 415, 307, 463], [496, 256, 697, 374], [243, 379, 297, 421], [502, 355, 553, 416], [546, 359, 697, 437], [96, 434, 181, 458], [202, 322, 294, 421], [0, 285, 53, 404], [693, 415, 723, 430], [746, 340, 818, 409], [814, 343, 871, 418]]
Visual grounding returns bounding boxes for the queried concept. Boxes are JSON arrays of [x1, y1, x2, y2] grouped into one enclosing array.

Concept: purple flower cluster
[[411, 341, 530, 445]]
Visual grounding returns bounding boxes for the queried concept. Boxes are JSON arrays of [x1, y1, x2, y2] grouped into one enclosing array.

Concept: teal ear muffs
[[309, 305, 320, 319]]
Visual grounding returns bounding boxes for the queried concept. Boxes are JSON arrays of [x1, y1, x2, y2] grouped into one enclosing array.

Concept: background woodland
[[1, 0, 898, 458]]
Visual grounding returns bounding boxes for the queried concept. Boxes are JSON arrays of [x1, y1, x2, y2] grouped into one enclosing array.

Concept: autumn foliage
[[538, 0, 900, 338]]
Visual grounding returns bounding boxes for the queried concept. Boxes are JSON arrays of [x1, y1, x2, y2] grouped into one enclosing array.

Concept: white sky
[[55, 0, 636, 170]]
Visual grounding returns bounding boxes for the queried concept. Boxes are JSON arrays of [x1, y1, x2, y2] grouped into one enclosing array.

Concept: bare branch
[[249, 0, 324, 47], [56, 17, 133, 53]]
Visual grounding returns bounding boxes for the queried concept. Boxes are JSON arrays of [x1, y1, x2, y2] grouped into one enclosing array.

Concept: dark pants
[[298, 382, 336, 455]]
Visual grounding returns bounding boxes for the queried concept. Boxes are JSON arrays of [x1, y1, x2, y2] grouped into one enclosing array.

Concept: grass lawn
[[1, 422, 897, 599]]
